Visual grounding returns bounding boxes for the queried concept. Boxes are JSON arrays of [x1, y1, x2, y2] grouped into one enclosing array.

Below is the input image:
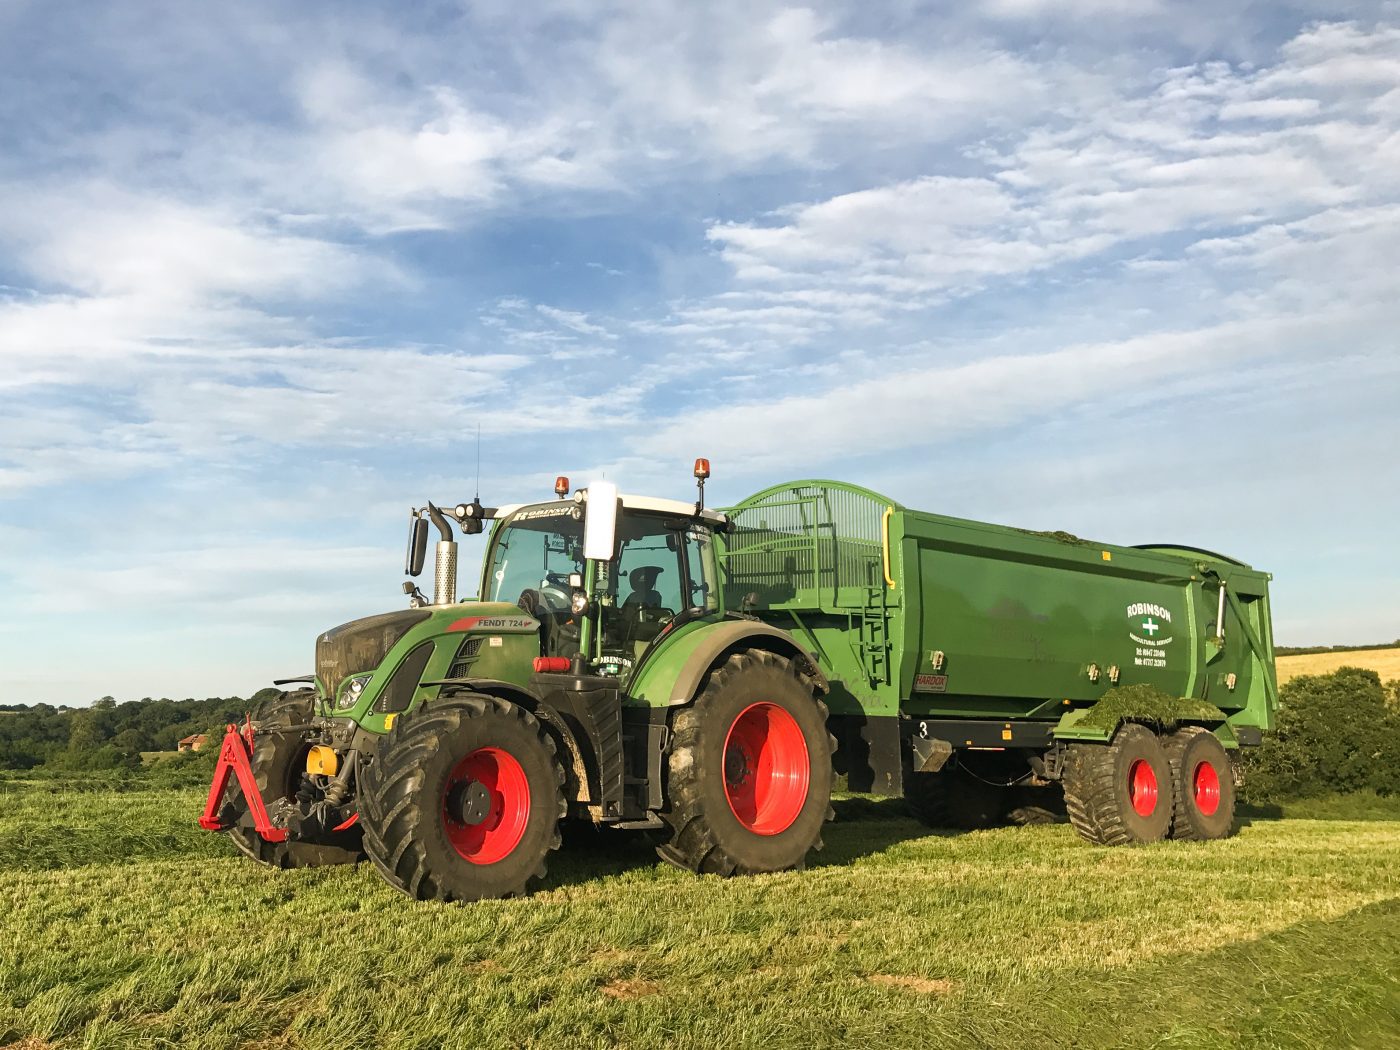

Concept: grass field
[[1276, 647, 1400, 685], [2, 784, 1398, 1049]]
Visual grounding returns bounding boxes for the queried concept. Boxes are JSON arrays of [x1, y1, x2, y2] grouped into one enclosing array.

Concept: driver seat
[[623, 566, 663, 608]]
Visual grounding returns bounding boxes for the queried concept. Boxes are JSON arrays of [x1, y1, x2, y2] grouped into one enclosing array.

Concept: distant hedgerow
[[1242, 667, 1400, 802]]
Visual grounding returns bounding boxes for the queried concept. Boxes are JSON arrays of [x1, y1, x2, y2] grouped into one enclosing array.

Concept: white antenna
[[474, 423, 481, 502]]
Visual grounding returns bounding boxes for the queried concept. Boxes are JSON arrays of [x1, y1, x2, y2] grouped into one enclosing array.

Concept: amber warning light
[[693, 458, 711, 480], [554, 476, 570, 498]]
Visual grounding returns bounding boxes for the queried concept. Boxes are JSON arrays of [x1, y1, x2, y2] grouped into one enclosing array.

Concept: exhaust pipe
[[426, 503, 457, 605]]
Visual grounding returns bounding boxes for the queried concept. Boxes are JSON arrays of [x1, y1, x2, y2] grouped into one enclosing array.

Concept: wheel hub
[[1127, 758, 1158, 818], [441, 746, 531, 864], [724, 744, 752, 787], [1193, 760, 1221, 816], [447, 779, 494, 827]]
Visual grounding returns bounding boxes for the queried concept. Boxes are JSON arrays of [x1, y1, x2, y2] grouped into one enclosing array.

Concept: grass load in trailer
[[200, 467, 1277, 901]]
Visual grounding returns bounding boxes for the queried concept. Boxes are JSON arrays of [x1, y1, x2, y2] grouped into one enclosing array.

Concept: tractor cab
[[483, 480, 726, 679]]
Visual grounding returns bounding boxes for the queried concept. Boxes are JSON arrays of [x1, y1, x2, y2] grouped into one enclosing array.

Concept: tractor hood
[[316, 609, 432, 698]]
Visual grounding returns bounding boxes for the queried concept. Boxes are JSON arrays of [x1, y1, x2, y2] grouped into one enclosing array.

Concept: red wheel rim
[[722, 702, 810, 836], [1193, 759, 1221, 816], [442, 747, 530, 864], [1127, 758, 1158, 818]]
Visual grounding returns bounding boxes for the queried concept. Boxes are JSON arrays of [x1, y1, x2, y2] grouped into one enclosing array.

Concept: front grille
[[447, 636, 484, 679], [315, 609, 431, 697]]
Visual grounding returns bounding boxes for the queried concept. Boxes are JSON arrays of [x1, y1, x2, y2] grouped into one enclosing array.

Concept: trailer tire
[[904, 769, 1006, 830], [221, 690, 363, 868], [1164, 727, 1237, 841], [658, 650, 834, 876], [1063, 724, 1172, 846], [359, 692, 565, 902]]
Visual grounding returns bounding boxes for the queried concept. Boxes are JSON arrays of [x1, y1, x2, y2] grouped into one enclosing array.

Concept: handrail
[[881, 506, 896, 589]]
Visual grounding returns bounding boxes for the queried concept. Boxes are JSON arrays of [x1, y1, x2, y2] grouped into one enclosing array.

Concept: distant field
[[1, 784, 1398, 1049], [1277, 647, 1400, 685]]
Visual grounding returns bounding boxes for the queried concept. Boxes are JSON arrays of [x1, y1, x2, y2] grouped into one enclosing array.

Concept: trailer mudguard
[[627, 619, 829, 708], [1053, 686, 1233, 745]]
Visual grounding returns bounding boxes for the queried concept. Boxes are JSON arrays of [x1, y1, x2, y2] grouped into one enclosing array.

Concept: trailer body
[[719, 481, 1276, 792]]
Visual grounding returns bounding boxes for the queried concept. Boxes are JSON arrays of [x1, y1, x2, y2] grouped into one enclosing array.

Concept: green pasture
[[1, 785, 1397, 1049]]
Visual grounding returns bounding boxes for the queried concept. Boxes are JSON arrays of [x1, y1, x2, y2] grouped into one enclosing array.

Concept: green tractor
[[202, 462, 836, 900], [202, 468, 1277, 901]]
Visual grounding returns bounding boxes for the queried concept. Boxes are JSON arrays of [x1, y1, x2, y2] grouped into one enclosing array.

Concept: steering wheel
[[538, 575, 572, 612]]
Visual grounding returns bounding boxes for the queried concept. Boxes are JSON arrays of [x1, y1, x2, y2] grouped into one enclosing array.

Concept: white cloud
[[535, 305, 615, 338], [682, 20, 1400, 346], [655, 305, 1394, 475]]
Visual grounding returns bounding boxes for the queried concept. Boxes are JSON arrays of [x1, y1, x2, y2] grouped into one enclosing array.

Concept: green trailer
[[720, 480, 1276, 843], [200, 467, 1276, 901]]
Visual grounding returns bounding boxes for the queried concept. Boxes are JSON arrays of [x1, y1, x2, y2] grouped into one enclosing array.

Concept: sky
[[2, 0, 1398, 705]]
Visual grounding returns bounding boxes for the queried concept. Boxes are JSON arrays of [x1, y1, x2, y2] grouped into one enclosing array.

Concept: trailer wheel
[[359, 692, 565, 902], [221, 690, 363, 868], [904, 769, 1007, 830], [1164, 728, 1237, 841], [658, 650, 834, 876], [1062, 724, 1172, 846]]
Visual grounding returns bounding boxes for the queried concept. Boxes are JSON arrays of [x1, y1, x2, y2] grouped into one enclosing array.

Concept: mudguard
[[627, 618, 829, 708]]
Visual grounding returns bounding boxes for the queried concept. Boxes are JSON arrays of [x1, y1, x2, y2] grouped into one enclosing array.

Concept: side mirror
[[582, 481, 620, 562], [406, 517, 429, 577]]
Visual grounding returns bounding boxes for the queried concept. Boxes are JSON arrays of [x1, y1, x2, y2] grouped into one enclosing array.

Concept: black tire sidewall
[[412, 707, 560, 901], [1110, 725, 1172, 842], [1175, 731, 1236, 839], [688, 661, 832, 872]]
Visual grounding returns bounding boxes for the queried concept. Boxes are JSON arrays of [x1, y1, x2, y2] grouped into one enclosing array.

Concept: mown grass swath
[[2, 784, 1397, 1049]]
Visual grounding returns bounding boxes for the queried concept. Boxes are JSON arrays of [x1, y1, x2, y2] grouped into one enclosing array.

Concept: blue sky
[[2, 1, 1398, 705]]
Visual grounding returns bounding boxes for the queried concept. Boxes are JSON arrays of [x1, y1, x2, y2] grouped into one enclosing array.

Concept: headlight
[[338, 674, 372, 710]]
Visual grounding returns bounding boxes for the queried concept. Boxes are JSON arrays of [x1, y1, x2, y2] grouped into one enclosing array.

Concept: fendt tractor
[[201, 465, 1277, 901]]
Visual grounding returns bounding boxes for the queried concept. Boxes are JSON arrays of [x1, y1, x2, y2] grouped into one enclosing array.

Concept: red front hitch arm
[[198, 716, 288, 842]]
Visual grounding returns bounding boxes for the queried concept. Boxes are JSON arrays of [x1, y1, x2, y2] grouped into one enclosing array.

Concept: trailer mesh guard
[[720, 480, 897, 611]]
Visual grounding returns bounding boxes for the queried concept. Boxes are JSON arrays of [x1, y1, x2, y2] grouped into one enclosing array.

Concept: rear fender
[[628, 619, 828, 708]]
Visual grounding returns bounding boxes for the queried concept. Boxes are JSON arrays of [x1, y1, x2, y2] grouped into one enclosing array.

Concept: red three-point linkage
[[197, 719, 288, 842]]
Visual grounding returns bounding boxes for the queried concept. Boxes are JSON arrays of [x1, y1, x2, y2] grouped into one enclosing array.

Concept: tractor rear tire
[[1164, 727, 1237, 840], [359, 692, 565, 902], [1063, 724, 1172, 846], [222, 690, 363, 868], [904, 768, 1007, 830], [658, 650, 834, 876]]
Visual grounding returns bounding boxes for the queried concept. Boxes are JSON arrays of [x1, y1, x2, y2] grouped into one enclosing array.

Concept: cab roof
[[495, 492, 728, 525]]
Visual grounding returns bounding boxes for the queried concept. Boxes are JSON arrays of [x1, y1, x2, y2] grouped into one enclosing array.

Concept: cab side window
[[617, 534, 682, 612]]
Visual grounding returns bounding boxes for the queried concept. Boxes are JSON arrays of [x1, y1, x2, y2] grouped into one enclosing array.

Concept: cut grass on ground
[[1, 787, 1397, 1049], [1276, 647, 1400, 685]]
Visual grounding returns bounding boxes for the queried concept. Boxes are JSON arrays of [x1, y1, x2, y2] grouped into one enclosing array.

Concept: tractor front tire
[[222, 690, 363, 868], [659, 650, 834, 876], [904, 768, 1007, 830], [359, 693, 565, 902], [1164, 727, 1237, 840], [1063, 723, 1172, 846]]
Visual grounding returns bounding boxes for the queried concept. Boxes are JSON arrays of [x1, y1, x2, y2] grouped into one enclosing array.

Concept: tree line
[[1274, 640, 1400, 656], [0, 690, 281, 771]]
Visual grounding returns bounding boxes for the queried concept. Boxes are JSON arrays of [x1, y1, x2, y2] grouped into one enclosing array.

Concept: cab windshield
[[484, 504, 719, 669], [484, 505, 584, 611]]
